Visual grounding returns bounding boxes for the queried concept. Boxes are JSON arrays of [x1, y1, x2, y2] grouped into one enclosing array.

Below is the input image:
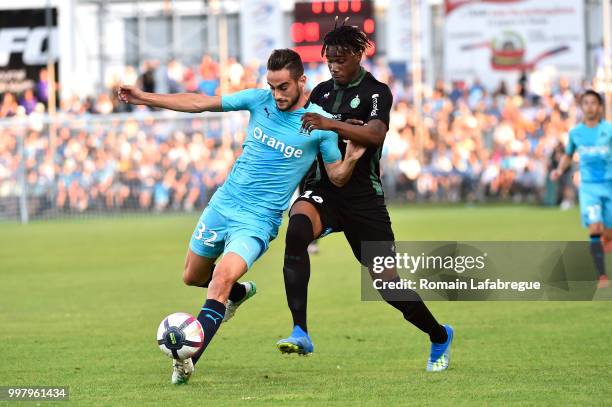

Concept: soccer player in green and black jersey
[[276, 23, 454, 372]]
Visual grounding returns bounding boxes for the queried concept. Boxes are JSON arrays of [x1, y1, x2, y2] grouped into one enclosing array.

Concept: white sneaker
[[223, 281, 257, 322], [171, 358, 194, 385]]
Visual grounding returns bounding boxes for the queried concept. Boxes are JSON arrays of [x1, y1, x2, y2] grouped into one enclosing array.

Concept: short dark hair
[[267, 49, 304, 79], [581, 89, 603, 105], [321, 18, 372, 57]]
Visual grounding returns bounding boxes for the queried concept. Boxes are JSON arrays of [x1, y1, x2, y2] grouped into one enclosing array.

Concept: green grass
[[1, 206, 611, 406]]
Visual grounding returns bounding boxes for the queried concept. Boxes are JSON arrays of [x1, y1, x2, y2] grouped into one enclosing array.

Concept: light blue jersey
[[567, 120, 612, 227], [567, 121, 612, 183], [189, 88, 342, 267]]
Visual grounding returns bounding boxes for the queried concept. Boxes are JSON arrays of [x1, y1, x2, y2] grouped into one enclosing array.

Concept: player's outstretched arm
[[324, 140, 366, 187], [301, 112, 387, 146], [551, 154, 572, 181], [118, 85, 222, 113]]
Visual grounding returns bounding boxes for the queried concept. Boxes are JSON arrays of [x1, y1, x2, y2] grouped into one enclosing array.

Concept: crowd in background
[[0, 55, 589, 217], [383, 75, 580, 205]]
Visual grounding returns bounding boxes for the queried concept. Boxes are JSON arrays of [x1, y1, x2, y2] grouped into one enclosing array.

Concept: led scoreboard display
[[292, 1, 375, 63]]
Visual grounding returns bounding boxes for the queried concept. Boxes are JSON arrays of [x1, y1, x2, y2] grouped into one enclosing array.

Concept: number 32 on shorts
[[301, 190, 323, 203], [194, 222, 218, 247], [586, 204, 602, 223]]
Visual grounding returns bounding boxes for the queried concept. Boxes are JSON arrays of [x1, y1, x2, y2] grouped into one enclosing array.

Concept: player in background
[[118, 49, 366, 384], [551, 89, 612, 288], [276, 21, 454, 372]]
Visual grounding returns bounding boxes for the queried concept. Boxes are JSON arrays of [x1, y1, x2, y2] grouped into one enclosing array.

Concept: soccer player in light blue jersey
[[551, 89, 612, 289], [118, 49, 365, 384]]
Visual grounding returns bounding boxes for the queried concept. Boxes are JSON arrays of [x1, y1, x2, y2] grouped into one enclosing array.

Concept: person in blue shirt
[[551, 89, 612, 289], [118, 49, 365, 384]]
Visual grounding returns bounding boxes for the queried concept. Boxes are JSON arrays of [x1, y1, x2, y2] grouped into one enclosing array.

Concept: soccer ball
[[157, 312, 204, 360]]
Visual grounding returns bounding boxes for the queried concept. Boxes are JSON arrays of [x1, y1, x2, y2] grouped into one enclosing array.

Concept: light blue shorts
[[188, 202, 279, 269], [579, 181, 612, 227]]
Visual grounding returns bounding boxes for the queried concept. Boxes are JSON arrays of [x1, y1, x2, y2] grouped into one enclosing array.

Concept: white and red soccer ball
[[157, 313, 204, 360]]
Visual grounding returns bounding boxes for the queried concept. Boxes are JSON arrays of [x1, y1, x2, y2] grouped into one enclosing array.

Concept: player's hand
[[345, 119, 365, 126], [344, 140, 366, 162], [117, 84, 147, 105], [301, 112, 334, 133], [550, 169, 562, 181]]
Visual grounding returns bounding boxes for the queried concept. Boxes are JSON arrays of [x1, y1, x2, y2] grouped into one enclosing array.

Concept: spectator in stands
[[36, 68, 50, 107], [0, 93, 19, 118], [19, 89, 39, 115]]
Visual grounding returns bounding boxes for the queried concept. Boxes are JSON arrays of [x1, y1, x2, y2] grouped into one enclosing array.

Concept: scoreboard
[[292, 1, 375, 63]]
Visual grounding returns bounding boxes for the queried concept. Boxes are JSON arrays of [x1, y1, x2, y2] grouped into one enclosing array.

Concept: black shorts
[[292, 186, 395, 266]]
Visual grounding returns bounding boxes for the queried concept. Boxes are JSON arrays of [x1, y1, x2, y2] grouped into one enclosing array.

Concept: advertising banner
[[0, 8, 58, 97], [444, 0, 585, 87]]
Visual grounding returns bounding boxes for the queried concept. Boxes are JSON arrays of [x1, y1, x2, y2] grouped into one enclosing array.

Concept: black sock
[[197, 265, 246, 302], [590, 234, 606, 277], [192, 299, 226, 365], [228, 282, 246, 302], [283, 214, 314, 333], [380, 277, 447, 344], [397, 301, 448, 344]]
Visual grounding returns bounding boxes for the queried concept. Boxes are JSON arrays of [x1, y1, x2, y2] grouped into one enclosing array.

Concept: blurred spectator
[[166, 59, 185, 94], [36, 68, 49, 107], [139, 61, 158, 93], [19, 89, 38, 115], [227, 57, 245, 91], [449, 81, 465, 105], [198, 55, 220, 96], [0, 93, 19, 118]]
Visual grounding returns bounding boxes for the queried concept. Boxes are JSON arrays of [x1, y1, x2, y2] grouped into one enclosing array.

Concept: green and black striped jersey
[[303, 69, 393, 199]]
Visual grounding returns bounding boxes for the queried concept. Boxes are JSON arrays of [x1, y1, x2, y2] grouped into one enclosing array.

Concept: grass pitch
[[1, 206, 611, 406]]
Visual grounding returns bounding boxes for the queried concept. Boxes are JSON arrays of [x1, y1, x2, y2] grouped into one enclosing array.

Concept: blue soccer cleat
[[276, 326, 314, 355], [426, 324, 454, 372]]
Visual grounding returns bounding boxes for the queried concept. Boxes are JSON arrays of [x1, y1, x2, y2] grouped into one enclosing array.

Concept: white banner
[[444, 0, 585, 88], [386, 0, 430, 64], [240, 0, 283, 63]]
